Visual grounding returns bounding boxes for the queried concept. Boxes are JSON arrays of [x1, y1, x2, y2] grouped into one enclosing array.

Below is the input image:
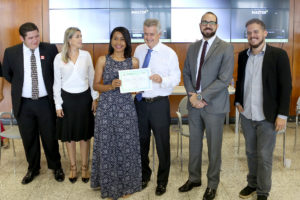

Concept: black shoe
[[69, 177, 77, 183], [68, 165, 77, 183], [81, 165, 89, 183], [239, 186, 256, 199], [203, 187, 216, 200], [178, 180, 202, 192], [142, 180, 150, 190], [21, 170, 40, 184], [155, 184, 166, 196], [81, 177, 89, 183], [257, 195, 268, 200], [54, 168, 65, 182]]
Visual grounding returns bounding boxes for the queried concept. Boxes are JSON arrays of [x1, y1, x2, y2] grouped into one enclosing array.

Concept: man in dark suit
[[2, 22, 64, 184], [235, 19, 292, 200], [179, 12, 234, 200]]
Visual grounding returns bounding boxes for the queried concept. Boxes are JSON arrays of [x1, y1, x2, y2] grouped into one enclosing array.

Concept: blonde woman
[[53, 27, 98, 183]]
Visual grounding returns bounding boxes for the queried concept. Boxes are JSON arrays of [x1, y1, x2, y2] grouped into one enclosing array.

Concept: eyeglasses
[[200, 21, 217, 25]]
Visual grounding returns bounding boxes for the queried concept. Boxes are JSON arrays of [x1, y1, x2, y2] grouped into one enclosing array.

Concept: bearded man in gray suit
[[178, 12, 234, 200]]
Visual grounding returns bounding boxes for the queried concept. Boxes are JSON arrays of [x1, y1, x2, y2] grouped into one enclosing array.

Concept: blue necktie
[[136, 49, 153, 101]]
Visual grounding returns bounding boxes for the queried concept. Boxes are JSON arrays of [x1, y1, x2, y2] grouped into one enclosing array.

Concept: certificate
[[119, 68, 152, 93]]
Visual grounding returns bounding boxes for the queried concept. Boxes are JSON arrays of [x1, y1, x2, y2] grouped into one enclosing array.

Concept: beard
[[201, 28, 216, 39], [249, 37, 265, 48]]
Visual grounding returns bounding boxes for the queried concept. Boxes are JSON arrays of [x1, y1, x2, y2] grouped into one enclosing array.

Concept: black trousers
[[134, 96, 171, 186], [16, 97, 62, 172]]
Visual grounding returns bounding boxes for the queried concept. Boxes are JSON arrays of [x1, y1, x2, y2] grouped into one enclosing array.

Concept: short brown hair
[[19, 22, 39, 38], [245, 18, 266, 30]]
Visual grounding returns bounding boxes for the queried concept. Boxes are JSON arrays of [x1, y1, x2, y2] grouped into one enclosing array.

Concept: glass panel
[[171, 9, 231, 42], [231, 8, 289, 42], [110, 8, 171, 42], [48, 0, 290, 43], [49, 0, 109, 9], [230, 0, 289, 9], [49, 9, 110, 43], [171, 0, 231, 8], [110, 0, 171, 8]]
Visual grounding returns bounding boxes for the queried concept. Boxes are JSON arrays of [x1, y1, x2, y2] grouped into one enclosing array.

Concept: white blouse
[[53, 50, 99, 110]]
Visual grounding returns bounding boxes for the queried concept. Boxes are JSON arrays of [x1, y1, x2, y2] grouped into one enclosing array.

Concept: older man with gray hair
[[134, 18, 181, 196]]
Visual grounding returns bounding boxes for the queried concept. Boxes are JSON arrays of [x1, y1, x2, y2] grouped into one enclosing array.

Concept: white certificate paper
[[119, 68, 152, 93]]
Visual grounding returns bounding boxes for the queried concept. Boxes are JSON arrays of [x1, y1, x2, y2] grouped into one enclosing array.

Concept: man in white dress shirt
[[2, 22, 64, 184], [134, 18, 181, 196]]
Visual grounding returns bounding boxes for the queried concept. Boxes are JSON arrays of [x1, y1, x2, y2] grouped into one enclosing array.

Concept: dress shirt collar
[[146, 41, 162, 52], [23, 43, 38, 53], [247, 43, 266, 56], [203, 34, 217, 47]]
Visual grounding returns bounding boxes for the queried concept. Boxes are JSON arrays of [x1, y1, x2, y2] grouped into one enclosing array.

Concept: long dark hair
[[108, 27, 132, 58]]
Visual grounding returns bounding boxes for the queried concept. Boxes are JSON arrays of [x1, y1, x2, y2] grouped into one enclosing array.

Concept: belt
[[22, 96, 48, 101], [142, 96, 167, 103]]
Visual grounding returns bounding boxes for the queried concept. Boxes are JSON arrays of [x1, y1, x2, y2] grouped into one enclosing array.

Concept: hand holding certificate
[[118, 68, 152, 93]]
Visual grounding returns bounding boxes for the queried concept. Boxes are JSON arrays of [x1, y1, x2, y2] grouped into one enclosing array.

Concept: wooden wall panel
[[165, 43, 189, 116], [292, 0, 300, 115], [167, 43, 190, 85], [55, 44, 94, 60], [42, 0, 50, 42], [93, 44, 109, 65], [0, 0, 44, 112], [0, 0, 44, 59]]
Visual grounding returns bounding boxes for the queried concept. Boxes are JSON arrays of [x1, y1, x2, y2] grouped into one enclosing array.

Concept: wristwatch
[[197, 93, 202, 100]]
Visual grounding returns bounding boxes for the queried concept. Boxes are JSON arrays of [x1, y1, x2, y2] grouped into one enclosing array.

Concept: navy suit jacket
[[234, 44, 292, 123], [2, 42, 58, 117]]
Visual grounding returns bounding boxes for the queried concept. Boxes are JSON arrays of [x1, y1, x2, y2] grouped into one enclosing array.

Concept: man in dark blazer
[[2, 22, 64, 184], [235, 19, 292, 200], [179, 12, 234, 200]]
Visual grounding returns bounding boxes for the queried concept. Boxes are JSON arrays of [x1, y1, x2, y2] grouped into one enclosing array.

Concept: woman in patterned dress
[[91, 27, 142, 199]]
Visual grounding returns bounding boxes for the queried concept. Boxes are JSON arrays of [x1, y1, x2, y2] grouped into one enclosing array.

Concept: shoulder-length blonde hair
[[61, 27, 81, 63]]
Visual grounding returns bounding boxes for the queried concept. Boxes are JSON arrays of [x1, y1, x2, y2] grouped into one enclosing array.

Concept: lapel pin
[[40, 55, 45, 60]]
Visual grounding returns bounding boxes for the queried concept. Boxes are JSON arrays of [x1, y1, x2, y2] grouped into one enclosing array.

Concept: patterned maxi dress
[[91, 55, 142, 200]]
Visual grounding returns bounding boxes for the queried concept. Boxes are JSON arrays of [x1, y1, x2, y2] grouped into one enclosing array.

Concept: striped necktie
[[30, 49, 39, 100]]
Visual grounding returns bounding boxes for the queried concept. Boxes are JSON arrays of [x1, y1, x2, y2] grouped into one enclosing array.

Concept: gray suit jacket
[[183, 37, 234, 114]]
